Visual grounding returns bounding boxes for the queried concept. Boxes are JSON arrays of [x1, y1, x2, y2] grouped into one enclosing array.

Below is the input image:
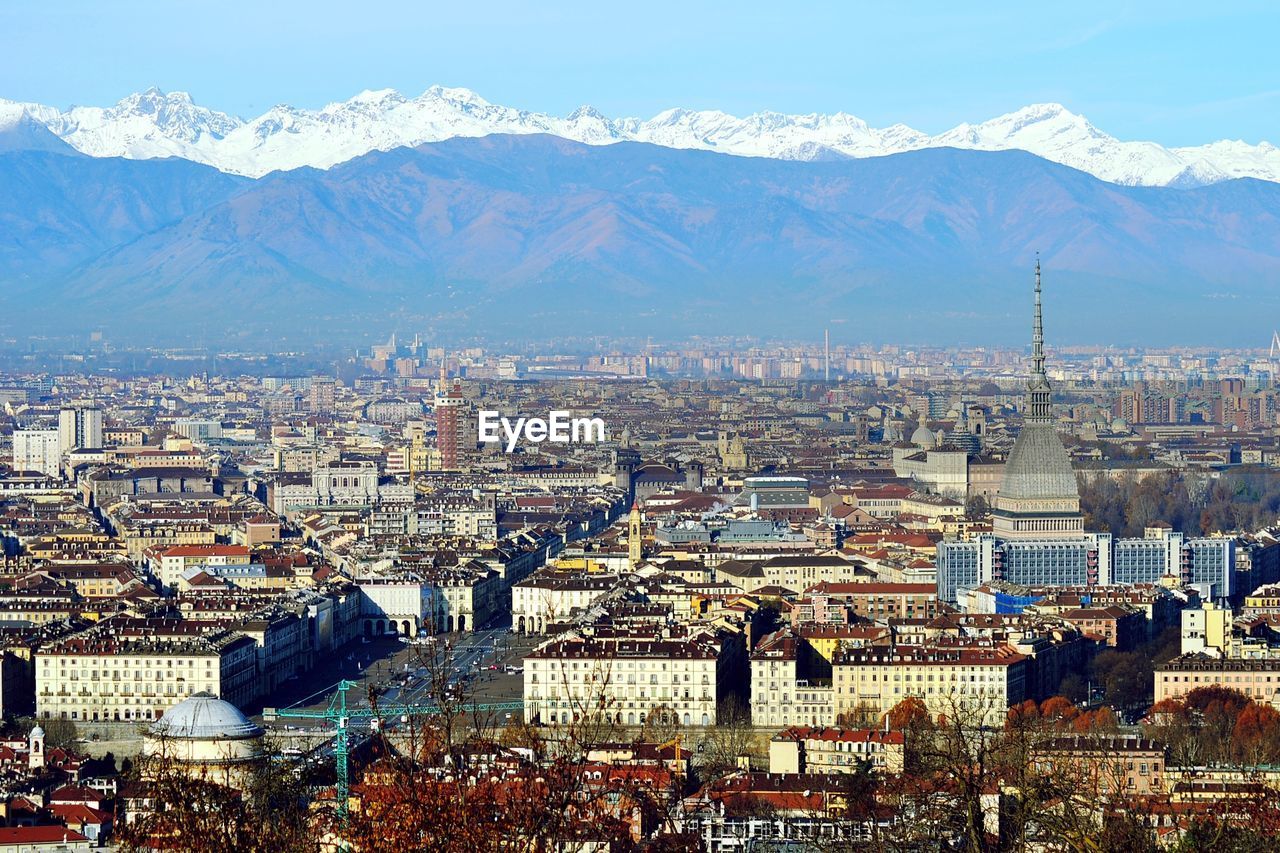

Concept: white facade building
[[357, 579, 437, 637], [512, 571, 618, 635], [524, 629, 724, 728], [13, 429, 62, 478]]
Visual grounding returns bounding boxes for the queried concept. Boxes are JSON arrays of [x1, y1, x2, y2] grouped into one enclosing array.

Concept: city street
[[258, 623, 540, 757]]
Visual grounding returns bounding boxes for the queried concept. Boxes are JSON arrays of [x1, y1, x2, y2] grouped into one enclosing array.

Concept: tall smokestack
[[824, 328, 830, 382]]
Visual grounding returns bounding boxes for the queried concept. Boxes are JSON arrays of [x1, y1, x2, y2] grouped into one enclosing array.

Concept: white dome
[[151, 692, 262, 740]]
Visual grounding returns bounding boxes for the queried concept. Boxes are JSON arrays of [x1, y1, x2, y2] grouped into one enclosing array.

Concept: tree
[[964, 494, 989, 519], [696, 696, 760, 780], [115, 745, 315, 853], [10, 716, 79, 750], [639, 703, 681, 744], [1038, 695, 1079, 726], [885, 696, 930, 731], [1071, 707, 1119, 734], [1232, 702, 1280, 765], [1057, 673, 1087, 703], [1091, 650, 1151, 709], [498, 719, 546, 757]]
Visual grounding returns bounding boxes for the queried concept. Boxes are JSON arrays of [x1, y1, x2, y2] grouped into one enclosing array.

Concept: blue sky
[[2, 1, 1276, 147]]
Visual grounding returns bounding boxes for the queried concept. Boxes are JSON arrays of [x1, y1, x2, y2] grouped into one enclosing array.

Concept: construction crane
[[658, 733, 683, 768], [264, 679, 523, 819]]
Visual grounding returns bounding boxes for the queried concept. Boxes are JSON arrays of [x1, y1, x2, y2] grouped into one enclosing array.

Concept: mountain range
[[3, 115, 1280, 344], [3, 86, 1279, 187]]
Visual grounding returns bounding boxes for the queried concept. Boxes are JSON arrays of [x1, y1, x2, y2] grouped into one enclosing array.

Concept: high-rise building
[[990, 262, 1083, 541], [57, 406, 102, 452], [13, 429, 61, 478], [434, 382, 466, 471], [308, 377, 336, 414]]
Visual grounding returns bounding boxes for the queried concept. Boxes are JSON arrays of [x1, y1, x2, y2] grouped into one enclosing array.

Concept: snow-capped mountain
[[4, 86, 1279, 187], [0, 105, 79, 154], [1, 88, 242, 165]]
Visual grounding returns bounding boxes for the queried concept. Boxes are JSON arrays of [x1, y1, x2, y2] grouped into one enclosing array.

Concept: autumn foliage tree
[[885, 696, 930, 731], [1143, 686, 1280, 767], [115, 748, 316, 853]]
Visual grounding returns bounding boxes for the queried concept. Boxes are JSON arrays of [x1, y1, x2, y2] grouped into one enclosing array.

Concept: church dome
[[998, 424, 1079, 501], [910, 426, 936, 449], [150, 692, 263, 741]]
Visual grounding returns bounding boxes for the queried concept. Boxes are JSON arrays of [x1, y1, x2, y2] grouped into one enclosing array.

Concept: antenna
[[824, 328, 830, 383]]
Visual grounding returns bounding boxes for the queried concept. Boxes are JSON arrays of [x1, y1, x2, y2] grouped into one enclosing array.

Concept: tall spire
[[1025, 255, 1053, 423], [1032, 255, 1044, 377]]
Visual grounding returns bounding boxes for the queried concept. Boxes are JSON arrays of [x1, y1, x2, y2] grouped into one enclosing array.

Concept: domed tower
[[991, 260, 1083, 540], [28, 725, 44, 771]]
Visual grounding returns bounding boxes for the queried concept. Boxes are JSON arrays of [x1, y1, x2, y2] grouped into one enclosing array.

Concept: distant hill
[[3, 132, 1280, 343]]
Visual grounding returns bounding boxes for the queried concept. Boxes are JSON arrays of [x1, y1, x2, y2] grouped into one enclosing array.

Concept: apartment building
[[769, 726, 905, 774], [12, 429, 62, 479], [524, 628, 728, 728], [832, 644, 1029, 726], [1155, 655, 1280, 706], [36, 621, 257, 722], [148, 544, 252, 590], [716, 555, 868, 595], [36, 563, 145, 599], [356, 579, 437, 638], [1034, 736, 1167, 796], [421, 563, 503, 633], [804, 581, 939, 621], [750, 629, 835, 728], [513, 570, 618, 635], [117, 521, 216, 562], [1059, 605, 1146, 650]]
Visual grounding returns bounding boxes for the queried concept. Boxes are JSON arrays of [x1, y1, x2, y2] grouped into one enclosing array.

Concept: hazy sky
[[3, 1, 1277, 147]]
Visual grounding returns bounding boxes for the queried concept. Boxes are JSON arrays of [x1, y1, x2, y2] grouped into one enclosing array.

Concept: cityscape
[[4, 2, 1280, 852], [0, 270, 1277, 849]]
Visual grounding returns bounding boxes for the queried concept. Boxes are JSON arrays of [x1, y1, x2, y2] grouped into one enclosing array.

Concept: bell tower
[[628, 501, 643, 568], [28, 725, 44, 771]]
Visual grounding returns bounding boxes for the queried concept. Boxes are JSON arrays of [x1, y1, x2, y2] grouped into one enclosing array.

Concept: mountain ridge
[[3, 86, 1279, 187], [4, 132, 1279, 343]]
